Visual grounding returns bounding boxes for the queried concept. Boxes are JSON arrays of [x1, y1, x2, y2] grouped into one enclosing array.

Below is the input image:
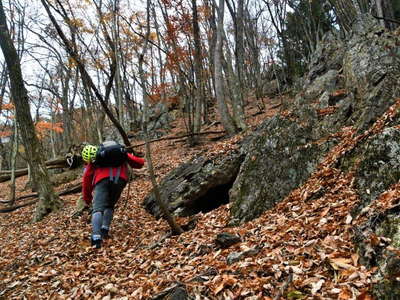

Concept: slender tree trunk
[[375, 0, 396, 29], [214, 0, 237, 135], [0, 1, 61, 221], [82, 78, 101, 143], [204, 0, 216, 124], [191, 0, 204, 136], [60, 65, 74, 148], [112, 0, 125, 130], [8, 121, 18, 206], [152, 5, 166, 104], [140, 0, 183, 235], [222, 31, 247, 130], [233, 0, 247, 130], [376, 0, 386, 27], [50, 109, 57, 158]]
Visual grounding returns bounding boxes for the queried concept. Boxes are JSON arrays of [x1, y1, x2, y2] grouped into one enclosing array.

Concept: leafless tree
[[0, 0, 61, 221], [139, 0, 183, 235]]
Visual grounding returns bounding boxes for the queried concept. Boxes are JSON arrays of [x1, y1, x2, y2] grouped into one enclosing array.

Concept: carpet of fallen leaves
[[1, 97, 400, 299]]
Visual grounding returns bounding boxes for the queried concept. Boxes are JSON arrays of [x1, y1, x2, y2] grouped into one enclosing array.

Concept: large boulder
[[143, 145, 246, 218], [229, 116, 337, 224], [343, 15, 400, 132]]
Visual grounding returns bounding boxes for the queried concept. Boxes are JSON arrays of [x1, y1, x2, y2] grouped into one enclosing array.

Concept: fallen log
[[58, 183, 82, 196], [0, 183, 82, 213], [0, 154, 82, 183], [0, 200, 38, 213], [0, 193, 38, 204]]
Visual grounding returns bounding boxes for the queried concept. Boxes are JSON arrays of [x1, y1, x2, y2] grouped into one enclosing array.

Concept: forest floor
[[0, 95, 389, 299]]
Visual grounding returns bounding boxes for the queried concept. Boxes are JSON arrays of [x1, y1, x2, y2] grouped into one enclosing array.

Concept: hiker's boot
[[91, 238, 102, 249], [101, 228, 109, 239]]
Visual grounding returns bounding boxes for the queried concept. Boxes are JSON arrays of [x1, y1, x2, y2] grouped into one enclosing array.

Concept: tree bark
[[232, 0, 247, 130], [375, 0, 396, 29], [0, 0, 61, 221], [191, 0, 205, 137], [214, 0, 237, 135], [8, 121, 18, 206]]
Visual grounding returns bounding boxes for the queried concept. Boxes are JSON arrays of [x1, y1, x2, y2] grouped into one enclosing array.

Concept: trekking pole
[[123, 171, 132, 210]]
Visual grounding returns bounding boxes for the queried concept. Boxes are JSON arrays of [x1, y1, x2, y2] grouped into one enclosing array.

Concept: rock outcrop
[[229, 116, 338, 223], [144, 15, 400, 297], [143, 146, 246, 218]]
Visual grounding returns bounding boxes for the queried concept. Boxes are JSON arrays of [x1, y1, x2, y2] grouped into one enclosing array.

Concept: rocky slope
[[145, 14, 400, 298]]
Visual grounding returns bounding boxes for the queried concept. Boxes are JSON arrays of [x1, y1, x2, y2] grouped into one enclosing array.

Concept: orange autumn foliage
[[2, 103, 15, 111], [35, 121, 64, 139]]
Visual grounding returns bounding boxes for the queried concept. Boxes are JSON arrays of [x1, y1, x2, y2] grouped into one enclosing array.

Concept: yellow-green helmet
[[82, 144, 98, 163]]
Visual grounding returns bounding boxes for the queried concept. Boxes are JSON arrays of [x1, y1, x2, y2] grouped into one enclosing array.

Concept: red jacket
[[82, 153, 145, 205]]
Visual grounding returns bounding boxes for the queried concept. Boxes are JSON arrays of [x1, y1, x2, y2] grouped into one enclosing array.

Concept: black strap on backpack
[[108, 166, 122, 183]]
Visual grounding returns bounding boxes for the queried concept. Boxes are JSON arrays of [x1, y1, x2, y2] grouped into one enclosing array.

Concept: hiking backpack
[[94, 141, 128, 168]]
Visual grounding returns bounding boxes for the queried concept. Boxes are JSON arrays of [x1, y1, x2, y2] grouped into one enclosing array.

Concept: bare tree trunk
[[376, 0, 386, 27], [229, 0, 247, 131], [204, 0, 217, 124], [8, 121, 18, 206], [374, 0, 396, 29], [60, 64, 75, 148], [0, 1, 61, 221], [214, 0, 237, 135], [140, 0, 183, 235], [191, 0, 205, 136], [112, 0, 125, 131]]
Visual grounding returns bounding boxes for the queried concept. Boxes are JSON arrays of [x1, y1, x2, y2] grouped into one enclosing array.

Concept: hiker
[[81, 141, 145, 248]]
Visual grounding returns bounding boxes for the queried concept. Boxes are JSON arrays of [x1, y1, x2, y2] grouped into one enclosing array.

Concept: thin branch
[[128, 130, 226, 148], [372, 14, 400, 25], [273, 268, 293, 300]]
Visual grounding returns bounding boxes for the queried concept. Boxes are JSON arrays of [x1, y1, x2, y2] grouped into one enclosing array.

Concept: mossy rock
[[143, 146, 246, 218], [340, 128, 400, 211], [51, 168, 82, 187], [373, 279, 400, 300], [376, 214, 400, 249], [229, 116, 338, 224]]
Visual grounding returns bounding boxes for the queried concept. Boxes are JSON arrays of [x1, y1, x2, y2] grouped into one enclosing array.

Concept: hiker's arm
[[82, 164, 95, 205], [127, 153, 145, 169]]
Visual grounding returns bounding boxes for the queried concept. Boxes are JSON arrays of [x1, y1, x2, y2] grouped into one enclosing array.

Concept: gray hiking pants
[[92, 178, 127, 213], [91, 178, 126, 240]]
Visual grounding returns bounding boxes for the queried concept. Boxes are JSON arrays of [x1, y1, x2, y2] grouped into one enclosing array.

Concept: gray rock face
[[343, 16, 400, 132], [303, 70, 339, 101], [229, 116, 337, 223], [306, 31, 345, 84], [341, 128, 400, 210]]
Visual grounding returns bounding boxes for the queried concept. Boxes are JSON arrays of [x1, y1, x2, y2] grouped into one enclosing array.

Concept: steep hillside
[[1, 15, 400, 300], [0, 96, 387, 300]]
